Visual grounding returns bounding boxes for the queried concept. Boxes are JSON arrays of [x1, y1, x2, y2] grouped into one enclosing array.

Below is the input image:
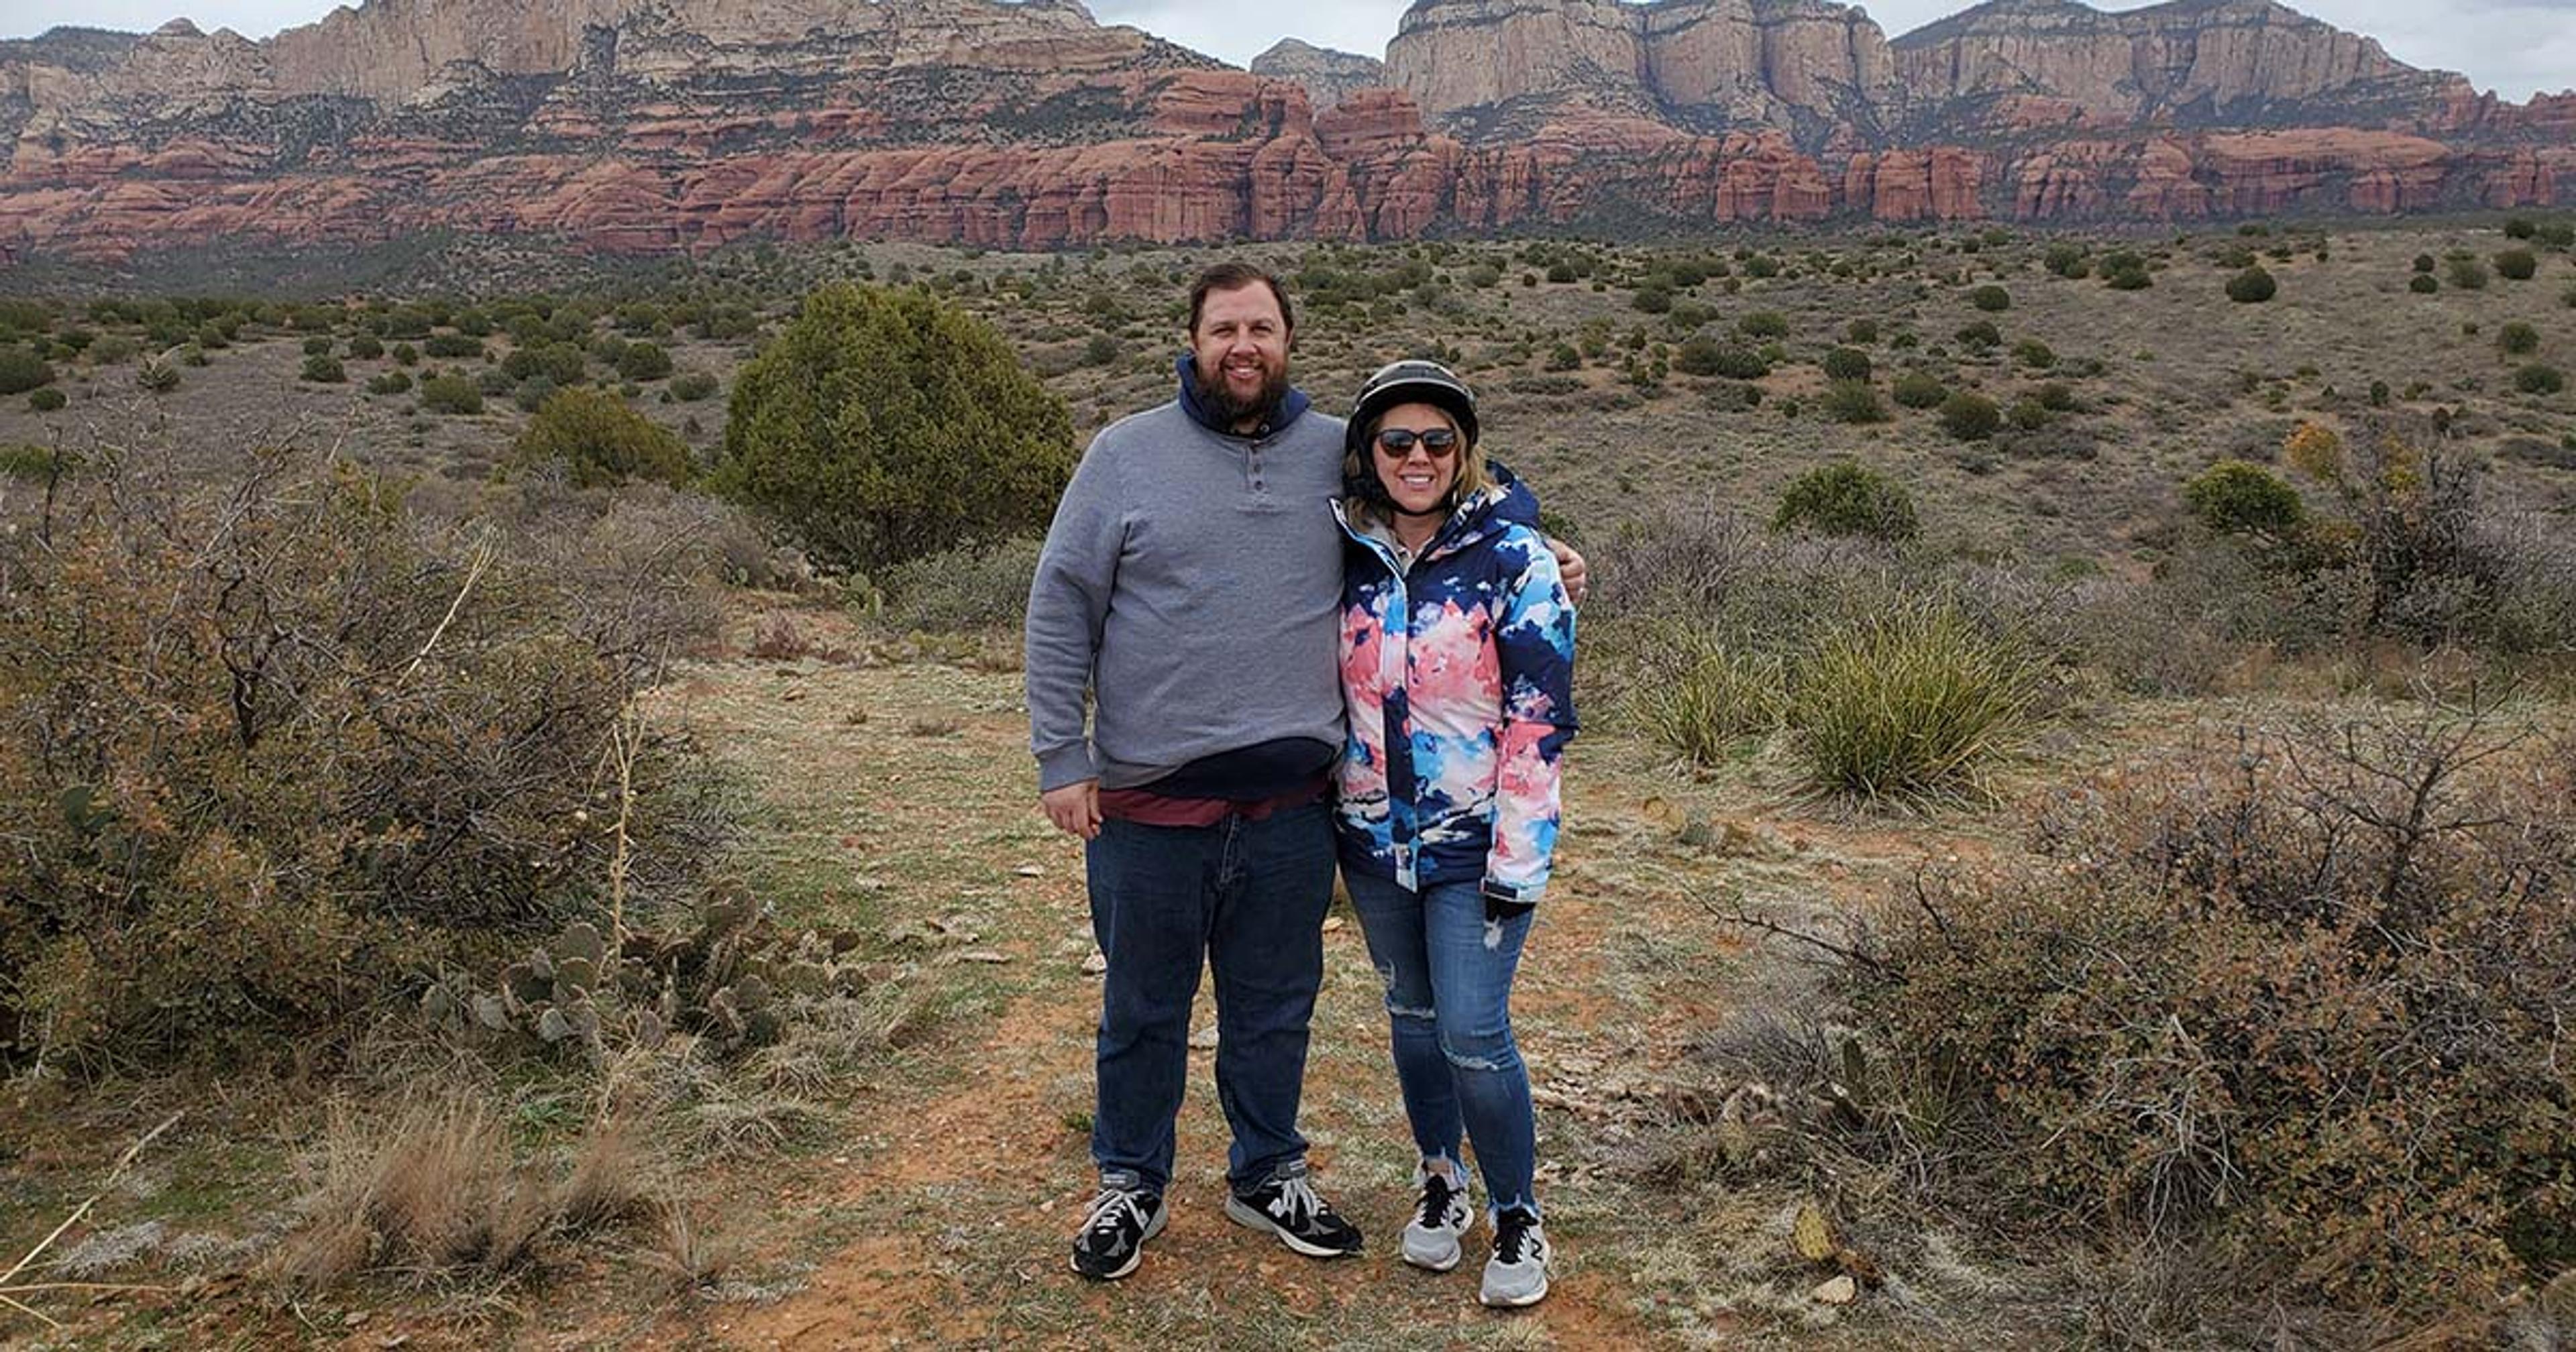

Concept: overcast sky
[[3, 0, 2568, 99]]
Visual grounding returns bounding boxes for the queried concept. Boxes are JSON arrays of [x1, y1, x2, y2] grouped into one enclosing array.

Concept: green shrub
[[2410, 273, 2440, 294], [1774, 460, 1918, 542], [2184, 459, 2304, 537], [511, 388, 690, 488], [2514, 363, 2565, 394], [419, 374, 484, 415], [2225, 265, 2278, 302], [1953, 321, 2000, 351], [1968, 285, 2010, 312], [718, 284, 1074, 573], [1939, 391, 2000, 441], [88, 335, 138, 365], [2447, 257, 2489, 290], [513, 376, 557, 413], [1845, 319, 1879, 345], [1675, 337, 1766, 379], [345, 333, 384, 360], [1820, 347, 1872, 382], [878, 537, 1047, 630], [301, 335, 335, 357], [615, 341, 673, 382], [1785, 599, 2040, 803], [1834, 706, 2576, 1320], [1737, 311, 1790, 340], [365, 370, 413, 396], [670, 370, 720, 401], [2505, 217, 2537, 239], [2043, 243, 2090, 278], [28, 387, 65, 412], [0, 346, 54, 396], [2100, 251, 2153, 289], [2010, 339, 2056, 370], [392, 342, 419, 366], [300, 354, 346, 384], [502, 343, 586, 387], [423, 333, 483, 360], [2499, 321, 2540, 355], [1891, 372, 1946, 408], [2033, 382, 2077, 412], [1818, 380, 1888, 425], [2495, 247, 2538, 281], [136, 359, 180, 394], [1631, 285, 1673, 315], [2413, 252, 2437, 273]]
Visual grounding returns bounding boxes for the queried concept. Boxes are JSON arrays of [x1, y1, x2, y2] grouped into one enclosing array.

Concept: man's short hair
[[1187, 263, 1293, 338]]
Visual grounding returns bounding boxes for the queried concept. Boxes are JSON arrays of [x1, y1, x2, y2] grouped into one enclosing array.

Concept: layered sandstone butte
[[0, 0, 2567, 262], [1250, 38, 1385, 113]]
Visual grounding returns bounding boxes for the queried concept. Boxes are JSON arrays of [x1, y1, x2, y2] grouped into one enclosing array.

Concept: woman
[[1331, 360, 1578, 1308]]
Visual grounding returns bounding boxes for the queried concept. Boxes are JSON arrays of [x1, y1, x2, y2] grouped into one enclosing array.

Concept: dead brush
[[266, 1090, 672, 1291], [747, 612, 816, 661], [639, 1200, 736, 1298]]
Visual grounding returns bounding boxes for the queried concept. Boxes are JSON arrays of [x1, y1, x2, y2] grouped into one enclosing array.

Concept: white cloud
[[2, 0, 2567, 98]]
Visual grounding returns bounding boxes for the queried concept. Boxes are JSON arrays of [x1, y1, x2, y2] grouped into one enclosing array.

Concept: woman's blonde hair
[[1341, 404, 1492, 530]]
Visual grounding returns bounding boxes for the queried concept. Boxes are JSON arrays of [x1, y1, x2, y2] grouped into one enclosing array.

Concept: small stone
[[1812, 1274, 1858, 1305], [957, 950, 1011, 964], [1014, 864, 1042, 878], [1081, 950, 1108, 975], [1321, 916, 1344, 933], [343, 1310, 369, 1327], [1189, 1025, 1219, 1049]]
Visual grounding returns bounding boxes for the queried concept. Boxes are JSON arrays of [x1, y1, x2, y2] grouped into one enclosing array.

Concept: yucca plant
[[1787, 598, 2043, 803], [1639, 628, 1790, 765]]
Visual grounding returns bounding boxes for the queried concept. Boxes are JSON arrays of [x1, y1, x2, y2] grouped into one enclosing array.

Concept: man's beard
[[1194, 357, 1289, 428]]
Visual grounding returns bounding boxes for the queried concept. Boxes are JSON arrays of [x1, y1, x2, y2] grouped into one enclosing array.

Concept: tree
[[717, 284, 1075, 573], [512, 388, 690, 488]]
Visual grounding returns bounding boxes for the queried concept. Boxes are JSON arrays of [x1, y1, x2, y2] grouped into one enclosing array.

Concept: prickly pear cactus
[[416, 879, 884, 1062]]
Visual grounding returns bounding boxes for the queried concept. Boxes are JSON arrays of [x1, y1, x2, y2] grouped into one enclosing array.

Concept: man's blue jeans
[[1343, 870, 1540, 1219], [1086, 802, 1335, 1196]]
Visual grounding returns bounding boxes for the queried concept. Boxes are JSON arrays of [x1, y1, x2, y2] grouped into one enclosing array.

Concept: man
[[1025, 263, 1583, 1282]]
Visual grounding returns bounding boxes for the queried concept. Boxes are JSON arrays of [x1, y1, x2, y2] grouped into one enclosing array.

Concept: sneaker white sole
[[1223, 1194, 1357, 1259], [1069, 1203, 1166, 1281], [1402, 1225, 1467, 1272], [1479, 1272, 1549, 1308]]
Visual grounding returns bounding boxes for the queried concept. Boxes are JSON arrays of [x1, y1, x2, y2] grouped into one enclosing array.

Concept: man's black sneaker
[[1070, 1186, 1165, 1280], [1224, 1169, 1364, 1258]]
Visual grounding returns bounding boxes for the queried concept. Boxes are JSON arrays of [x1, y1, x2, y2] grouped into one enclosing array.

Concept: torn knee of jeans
[[1387, 1000, 1438, 1021], [1438, 1039, 1515, 1073], [1482, 917, 1505, 951]]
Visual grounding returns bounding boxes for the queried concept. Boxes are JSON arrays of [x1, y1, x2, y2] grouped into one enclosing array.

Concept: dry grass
[[266, 1089, 672, 1290]]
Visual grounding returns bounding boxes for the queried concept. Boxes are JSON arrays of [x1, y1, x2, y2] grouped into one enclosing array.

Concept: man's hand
[[1042, 779, 1103, 840], [1546, 539, 1590, 606]]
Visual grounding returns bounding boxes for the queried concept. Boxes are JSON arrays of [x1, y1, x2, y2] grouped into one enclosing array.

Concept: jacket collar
[[1175, 353, 1309, 438]]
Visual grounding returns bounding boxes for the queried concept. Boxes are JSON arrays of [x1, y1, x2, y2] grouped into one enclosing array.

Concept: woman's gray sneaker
[[1401, 1164, 1473, 1272], [1224, 1170, 1364, 1257], [1479, 1207, 1551, 1307], [1071, 1186, 1165, 1281]]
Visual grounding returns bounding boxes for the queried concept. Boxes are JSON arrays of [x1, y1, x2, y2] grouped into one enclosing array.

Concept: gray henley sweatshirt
[[1024, 400, 1349, 793]]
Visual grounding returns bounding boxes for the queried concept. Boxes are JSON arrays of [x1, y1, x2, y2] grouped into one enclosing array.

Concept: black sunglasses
[[1374, 427, 1460, 459]]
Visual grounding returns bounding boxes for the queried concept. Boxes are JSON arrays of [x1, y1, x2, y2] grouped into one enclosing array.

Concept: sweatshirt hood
[[1175, 353, 1310, 437]]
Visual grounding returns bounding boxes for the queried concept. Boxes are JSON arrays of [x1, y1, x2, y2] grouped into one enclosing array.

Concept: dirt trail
[[643, 646, 1943, 1350]]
